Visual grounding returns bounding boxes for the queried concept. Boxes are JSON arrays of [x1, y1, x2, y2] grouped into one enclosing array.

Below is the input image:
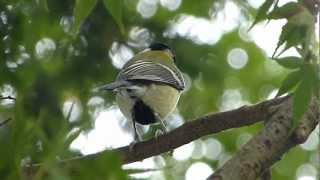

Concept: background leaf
[[0, 0, 318, 179], [103, 0, 125, 35], [272, 7, 314, 57], [250, 0, 274, 29], [274, 56, 303, 69], [276, 70, 302, 96], [292, 65, 314, 129], [73, 0, 98, 33], [268, 2, 301, 19]]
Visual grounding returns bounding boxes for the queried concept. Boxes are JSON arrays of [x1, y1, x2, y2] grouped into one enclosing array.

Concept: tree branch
[[67, 96, 287, 164], [23, 96, 287, 177], [0, 118, 12, 127], [208, 97, 320, 180], [0, 95, 16, 101]]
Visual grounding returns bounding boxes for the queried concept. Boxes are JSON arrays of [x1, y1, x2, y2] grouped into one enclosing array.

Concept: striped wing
[[117, 60, 185, 90]]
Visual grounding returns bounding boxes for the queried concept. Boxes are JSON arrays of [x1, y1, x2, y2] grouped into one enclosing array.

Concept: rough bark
[[23, 96, 319, 180], [208, 97, 319, 180]]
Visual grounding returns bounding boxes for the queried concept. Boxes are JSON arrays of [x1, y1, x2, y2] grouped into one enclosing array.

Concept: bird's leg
[[155, 113, 174, 156], [133, 121, 142, 142], [129, 120, 141, 152], [155, 113, 168, 137]]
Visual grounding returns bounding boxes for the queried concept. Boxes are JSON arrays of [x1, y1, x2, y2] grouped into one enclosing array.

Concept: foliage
[[252, 0, 319, 129], [0, 0, 318, 179]]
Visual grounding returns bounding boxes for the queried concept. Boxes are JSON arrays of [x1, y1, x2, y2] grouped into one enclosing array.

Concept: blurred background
[[0, 0, 319, 179]]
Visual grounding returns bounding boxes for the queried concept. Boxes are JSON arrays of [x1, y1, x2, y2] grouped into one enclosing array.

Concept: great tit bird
[[99, 42, 185, 141]]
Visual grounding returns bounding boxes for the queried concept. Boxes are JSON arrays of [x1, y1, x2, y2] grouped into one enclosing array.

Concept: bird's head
[[148, 42, 176, 62]]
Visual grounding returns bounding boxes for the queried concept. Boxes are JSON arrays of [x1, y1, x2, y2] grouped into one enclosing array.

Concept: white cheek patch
[[119, 85, 147, 98]]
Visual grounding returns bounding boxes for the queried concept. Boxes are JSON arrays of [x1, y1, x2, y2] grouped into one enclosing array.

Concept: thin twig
[[0, 118, 12, 127], [0, 96, 16, 101]]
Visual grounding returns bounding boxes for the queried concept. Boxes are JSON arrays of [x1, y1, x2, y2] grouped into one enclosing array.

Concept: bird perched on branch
[[99, 42, 185, 142]]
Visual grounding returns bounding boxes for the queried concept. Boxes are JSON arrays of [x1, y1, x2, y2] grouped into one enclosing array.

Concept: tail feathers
[[96, 81, 131, 91]]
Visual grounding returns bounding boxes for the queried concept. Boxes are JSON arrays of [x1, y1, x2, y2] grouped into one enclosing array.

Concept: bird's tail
[[93, 81, 131, 92]]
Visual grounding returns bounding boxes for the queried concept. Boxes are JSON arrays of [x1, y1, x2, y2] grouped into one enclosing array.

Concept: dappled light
[[300, 125, 319, 151], [173, 142, 195, 161], [62, 98, 82, 122], [35, 37, 56, 59], [219, 89, 247, 111], [109, 42, 134, 69], [0, 0, 318, 179], [70, 106, 133, 154], [137, 0, 158, 18], [0, 84, 16, 106], [204, 138, 223, 160], [296, 163, 318, 180], [227, 48, 248, 69], [160, 0, 182, 11], [128, 26, 154, 48], [185, 162, 213, 180]]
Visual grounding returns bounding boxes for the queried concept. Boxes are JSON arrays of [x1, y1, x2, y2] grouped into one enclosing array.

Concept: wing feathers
[[118, 60, 185, 90]]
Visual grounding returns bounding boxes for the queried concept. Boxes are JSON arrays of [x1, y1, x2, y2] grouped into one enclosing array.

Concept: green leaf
[[277, 70, 302, 96], [273, 22, 307, 57], [272, 22, 291, 57], [314, 65, 320, 97], [272, 7, 314, 57], [64, 128, 82, 148], [249, 0, 274, 29], [103, 0, 125, 35], [274, 56, 303, 69], [179, 0, 215, 17], [38, 0, 49, 12], [268, 2, 301, 19], [292, 65, 314, 129], [73, 0, 98, 33]]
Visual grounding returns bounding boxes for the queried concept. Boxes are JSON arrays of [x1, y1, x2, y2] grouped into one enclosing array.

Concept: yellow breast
[[141, 84, 181, 119]]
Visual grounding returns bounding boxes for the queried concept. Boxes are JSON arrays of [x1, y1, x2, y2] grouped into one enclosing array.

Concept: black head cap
[[149, 42, 171, 51], [148, 42, 176, 62]]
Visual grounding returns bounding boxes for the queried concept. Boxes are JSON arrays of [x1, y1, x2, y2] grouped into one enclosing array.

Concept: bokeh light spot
[[300, 125, 319, 151], [192, 140, 206, 159], [247, 0, 264, 8], [109, 42, 134, 69], [60, 16, 73, 34], [123, 157, 157, 179], [87, 96, 105, 118], [137, 0, 158, 18], [298, 176, 316, 180], [0, 84, 16, 106], [128, 26, 153, 48], [296, 163, 317, 180], [35, 37, 56, 59], [227, 48, 248, 69], [62, 98, 82, 122], [220, 89, 246, 111], [204, 138, 223, 160], [173, 142, 195, 161], [185, 162, 213, 180], [70, 106, 133, 154], [160, 0, 181, 11]]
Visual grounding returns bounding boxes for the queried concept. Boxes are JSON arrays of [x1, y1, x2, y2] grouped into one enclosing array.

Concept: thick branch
[[208, 97, 320, 180], [23, 96, 287, 177], [69, 96, 286, 164]]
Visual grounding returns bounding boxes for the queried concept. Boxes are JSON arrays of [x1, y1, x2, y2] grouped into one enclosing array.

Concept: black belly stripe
[[132, 100, 156, 125]]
